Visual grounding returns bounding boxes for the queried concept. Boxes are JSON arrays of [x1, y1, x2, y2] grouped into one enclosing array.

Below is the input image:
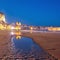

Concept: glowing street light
[[10, 32, 14, 35], [30, 26, 33, 30], [11, 26, 15, 29]]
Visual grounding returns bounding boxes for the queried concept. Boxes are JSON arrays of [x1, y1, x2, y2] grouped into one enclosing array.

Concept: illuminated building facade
[[0, 12, 6, 23]]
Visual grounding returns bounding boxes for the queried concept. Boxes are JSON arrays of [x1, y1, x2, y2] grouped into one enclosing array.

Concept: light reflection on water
[[10, 30, 56, 60], [13, 37, 42, 53], [11, 36, 54, 60]]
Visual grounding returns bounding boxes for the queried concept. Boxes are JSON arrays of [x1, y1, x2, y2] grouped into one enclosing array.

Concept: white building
[[0, 12, 6, 23]]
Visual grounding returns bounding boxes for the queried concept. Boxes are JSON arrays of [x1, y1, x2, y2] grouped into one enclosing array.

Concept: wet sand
[[0, 30, 11, 59], [0, 30, 60, 60], [22, 31, 60, 60]]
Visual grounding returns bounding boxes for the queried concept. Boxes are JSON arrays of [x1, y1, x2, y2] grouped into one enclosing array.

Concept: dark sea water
[[11, 36, 55, 60]]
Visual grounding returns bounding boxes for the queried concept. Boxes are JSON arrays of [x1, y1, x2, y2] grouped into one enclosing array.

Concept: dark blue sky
[[0, 0, 60, 26]]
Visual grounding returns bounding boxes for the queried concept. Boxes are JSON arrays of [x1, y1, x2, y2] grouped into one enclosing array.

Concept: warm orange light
[[57, 28, 60, 31], [0, 24, 6, 30], [15, 26, 21, 30], [30, 26, 33, 30], [52, 28, 57, 31], [16, 22, 21, 25], [48, 27, 60, 31], [15, 32, 21, 35], [6, 25, 11, 30], [16, 36, 21, 39]]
